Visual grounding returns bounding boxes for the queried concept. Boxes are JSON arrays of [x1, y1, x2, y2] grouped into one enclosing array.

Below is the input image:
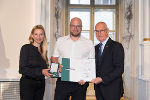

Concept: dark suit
[[94, 38, 124, 100]]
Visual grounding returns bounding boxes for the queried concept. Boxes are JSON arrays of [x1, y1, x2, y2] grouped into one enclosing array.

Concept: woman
[[19, 25, 51, 100]]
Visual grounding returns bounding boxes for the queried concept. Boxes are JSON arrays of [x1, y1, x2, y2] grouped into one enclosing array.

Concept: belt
[[22, 75, 45, 81]]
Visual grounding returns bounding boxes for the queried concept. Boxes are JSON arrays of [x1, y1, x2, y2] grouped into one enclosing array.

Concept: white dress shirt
[[53, 35, 95, 63], [100, 37, 109, 53]]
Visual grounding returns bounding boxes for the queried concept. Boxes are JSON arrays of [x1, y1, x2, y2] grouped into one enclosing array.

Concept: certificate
[[61, 58, 96, 82]]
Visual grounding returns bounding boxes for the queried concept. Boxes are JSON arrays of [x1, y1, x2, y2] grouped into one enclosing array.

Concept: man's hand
[[78, 80, 85, 85], [58, 64, 63, 72], [91, 77, 103, 84], [42, 68, 52, 77], [51, 56, 58, 63]]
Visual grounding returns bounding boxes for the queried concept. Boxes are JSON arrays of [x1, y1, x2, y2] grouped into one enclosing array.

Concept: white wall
[[0, 0, 36, 80]]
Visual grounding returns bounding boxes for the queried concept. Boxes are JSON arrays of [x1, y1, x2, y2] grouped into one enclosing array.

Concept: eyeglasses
[[70, 25, 82, 28], [95, 29, 107, 33]]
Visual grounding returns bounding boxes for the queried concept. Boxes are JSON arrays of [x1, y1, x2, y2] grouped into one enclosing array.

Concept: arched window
[[65, 0, 119, 45]]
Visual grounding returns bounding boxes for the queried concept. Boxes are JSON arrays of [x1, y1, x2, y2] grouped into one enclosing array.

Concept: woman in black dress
[[19, 25, 51, 100]]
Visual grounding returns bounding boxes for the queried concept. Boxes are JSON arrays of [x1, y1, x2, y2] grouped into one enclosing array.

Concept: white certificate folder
[[61, 58, 96, 82]]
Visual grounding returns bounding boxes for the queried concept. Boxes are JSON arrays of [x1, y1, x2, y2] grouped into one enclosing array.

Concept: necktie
[[97, 43, 103, 63]]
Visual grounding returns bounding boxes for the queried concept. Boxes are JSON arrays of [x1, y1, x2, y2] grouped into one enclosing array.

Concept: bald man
[[91, 22, 124, 100], [52, 17, 95, 100]]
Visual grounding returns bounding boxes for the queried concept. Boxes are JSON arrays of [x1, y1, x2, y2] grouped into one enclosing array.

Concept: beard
[[70, 32, 81, 37]]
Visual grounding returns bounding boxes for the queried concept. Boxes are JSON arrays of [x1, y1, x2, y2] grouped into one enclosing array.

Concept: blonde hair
[[29, 25, 48, 65]]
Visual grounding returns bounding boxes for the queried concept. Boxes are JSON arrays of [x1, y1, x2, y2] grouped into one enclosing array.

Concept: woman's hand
[[42, 68, 52, 77]]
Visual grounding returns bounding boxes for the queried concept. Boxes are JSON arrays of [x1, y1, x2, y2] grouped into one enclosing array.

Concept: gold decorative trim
[[144, 38, 150, 41]]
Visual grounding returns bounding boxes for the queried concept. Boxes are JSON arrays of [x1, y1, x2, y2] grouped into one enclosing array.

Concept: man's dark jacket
[[94, 38, 124, 99]]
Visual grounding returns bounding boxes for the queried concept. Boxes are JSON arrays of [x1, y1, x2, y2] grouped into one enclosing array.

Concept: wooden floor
[[70, 96, 124, 100], [86, 96, 125, 100], [86, 96, 124, 100], [86, 96, 96, 100], [70, 83, 125, 100]]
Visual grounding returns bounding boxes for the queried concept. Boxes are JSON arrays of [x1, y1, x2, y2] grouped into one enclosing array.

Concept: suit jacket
[[94, 38, 124, 99]]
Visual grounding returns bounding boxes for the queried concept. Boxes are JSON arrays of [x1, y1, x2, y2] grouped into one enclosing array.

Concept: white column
[[140, 0, 150, 78], [139, 0, 150, 100], [143, 0, 150, 39], [141, 43, 150, 77]]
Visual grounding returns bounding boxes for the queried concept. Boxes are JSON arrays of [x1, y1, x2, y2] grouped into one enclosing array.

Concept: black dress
[[19, 44, 47, 100]]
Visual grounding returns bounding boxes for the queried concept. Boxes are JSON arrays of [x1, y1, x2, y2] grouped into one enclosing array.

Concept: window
[[65, 0, 118, 45]]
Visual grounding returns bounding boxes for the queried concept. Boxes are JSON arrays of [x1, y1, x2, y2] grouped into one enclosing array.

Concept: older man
[[91, 22, 124, 100]]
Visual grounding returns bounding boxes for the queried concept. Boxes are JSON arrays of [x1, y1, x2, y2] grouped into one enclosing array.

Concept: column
[[139, 0, 150, 100], [143, 0, 150, 40], [140, 0, 150, 78]]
